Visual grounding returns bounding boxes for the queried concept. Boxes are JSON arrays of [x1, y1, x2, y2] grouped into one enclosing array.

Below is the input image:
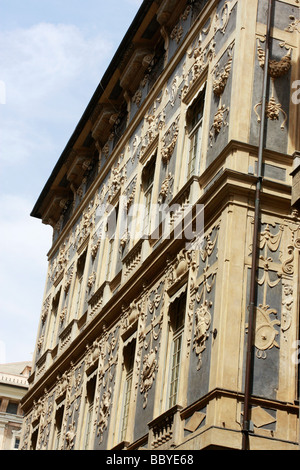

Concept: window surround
[[162, 282, 188, 413], [185, 83, 206, 181]]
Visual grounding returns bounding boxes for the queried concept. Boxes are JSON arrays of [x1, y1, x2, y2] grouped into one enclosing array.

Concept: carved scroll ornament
[[254, 304, 280, 359]]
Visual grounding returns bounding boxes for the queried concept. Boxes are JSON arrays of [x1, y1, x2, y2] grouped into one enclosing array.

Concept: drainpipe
[[241, 0, 273, 451]]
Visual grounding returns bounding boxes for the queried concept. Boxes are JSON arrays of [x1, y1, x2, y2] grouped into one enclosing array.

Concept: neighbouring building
[[21, 0, 300, 451], [0, 362, 31, 450]]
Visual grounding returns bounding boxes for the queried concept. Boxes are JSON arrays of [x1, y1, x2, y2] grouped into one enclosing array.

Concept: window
[[106, 239, 114, 280], [49, 290, 61, 349], [120, 339, 136, 442], [6, 401, 18, 415], [73, 251, 87, 318], [82, 374, 97, 449], [168, 290, 186, 409], [147, 41, 165, 92], [30, 421, 40, 450], [14, 437, 20, 449], [142, 153, 156, 237], [53, 403, 64, 450], [106, 204, 119, 281], [187, 86, 206, 180]]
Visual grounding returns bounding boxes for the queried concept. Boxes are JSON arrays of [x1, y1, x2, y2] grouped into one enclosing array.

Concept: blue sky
[[0, 0, 142, 364]]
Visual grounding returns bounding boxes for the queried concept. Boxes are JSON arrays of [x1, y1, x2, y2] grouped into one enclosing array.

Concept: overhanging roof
[[30, 0, 154, 219]]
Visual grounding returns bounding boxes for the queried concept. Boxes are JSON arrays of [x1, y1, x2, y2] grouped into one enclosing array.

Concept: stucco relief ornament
[[140, 347, 158, 409], [85, 339, 101, 370], [212, 50, 233, 97], [37, 335, 44, 352], [158, 173, 173, 204], [132, 89, 142, 107], [64, 263, 74, 293], [170, 24, 184, 44], [75, 203, 95, 248], [282, 244, 295, 276], [169, 76, 179, 107], [41, 295, 51, 323], [255, 223, 284, 259], [65, 421, 76, 450], [161, 116, 180, 165], [209, 104, 230, 146], [97, 387, 112, 444], [255, 39, 291, 130], [60, 307, 67, 325], [193, 300, 212, 370], [140, 112, 159, 158], [148, 293, 161, 314], [257, 39, 292, 78], [120, 229, 130, 252], [254, 304, 280, 359], [87, 271, 96, 290], [209, 45, 233, 146], [170, 5, 191, 44], [281, 284, 293, 336], [255, 93, 288, 130], [285, 15, 300, 33], [51, 243, 68, 284], [107, 160, 126, 203]]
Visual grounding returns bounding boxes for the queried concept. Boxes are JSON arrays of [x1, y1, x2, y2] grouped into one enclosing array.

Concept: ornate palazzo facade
[[21, 0, 300, 450]]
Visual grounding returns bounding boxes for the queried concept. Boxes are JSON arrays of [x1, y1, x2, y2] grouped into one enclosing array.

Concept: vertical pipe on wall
[[241, 0, 273, 451]]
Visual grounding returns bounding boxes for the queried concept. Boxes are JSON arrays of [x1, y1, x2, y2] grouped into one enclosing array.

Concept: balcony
[[148, 405, 183, 450]]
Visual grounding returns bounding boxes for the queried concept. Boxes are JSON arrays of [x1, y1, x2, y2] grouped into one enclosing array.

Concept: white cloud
[[0, 23, 112, 174], [0, 194, 52, 362], [0, 23, 111, 108], [0, 10, 142, 364]]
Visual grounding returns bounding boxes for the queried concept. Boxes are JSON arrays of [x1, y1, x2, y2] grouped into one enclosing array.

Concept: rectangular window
[[187, 86, 206, 180], [142, 153, 156, 237], [106, 204, 119, 281], [6, 401, 18, 415], [120, 339, 136, 442], [30, 420, 40, 450], [168, 291, 186, 409], [106, 239, 114, 280], [83, 374, 97, 449], [14, 437, 20, 449], [49, 289, 61, 349], [53, 404, 64, 450], [73, 251, 87, 318]]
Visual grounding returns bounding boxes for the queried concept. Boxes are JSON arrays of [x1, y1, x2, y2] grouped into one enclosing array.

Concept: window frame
[[72, 250, 87, 319], [81, 373, 97, 450], [166, 289, 187, 410], [116, 336, 136, 445], [141, 152, 157, 238], [186, 84, 206, 180]]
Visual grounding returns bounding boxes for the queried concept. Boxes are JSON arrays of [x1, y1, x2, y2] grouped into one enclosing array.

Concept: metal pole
[[241, 0, 273, 451]]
